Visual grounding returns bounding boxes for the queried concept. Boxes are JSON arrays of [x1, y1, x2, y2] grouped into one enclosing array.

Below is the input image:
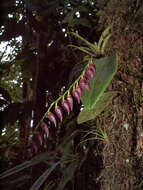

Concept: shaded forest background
[[0, 0, 143, 190]]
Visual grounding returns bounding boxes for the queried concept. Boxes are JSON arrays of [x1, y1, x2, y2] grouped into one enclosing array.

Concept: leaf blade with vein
[[30, 162, 60, 190], [78, 91, 118, 124], [81, 54, 118, 109]]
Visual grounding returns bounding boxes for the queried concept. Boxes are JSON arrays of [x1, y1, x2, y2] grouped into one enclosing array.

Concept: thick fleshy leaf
[[30, 162, 60, 190], [58, 140, 78, 190], [72, 90, 80, 104], [55, 106, 63, 122], [48, 112, 57, 127], [56, 162, 77, 190], [78, 91, 118, 124], [42, 124, 49, 138], [66, 95, 73, 111], [62, 100, 70, 115], [0, 152, 55, 179], [81, 53, 118, 109]]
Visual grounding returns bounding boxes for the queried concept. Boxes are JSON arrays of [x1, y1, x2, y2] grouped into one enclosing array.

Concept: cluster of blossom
[[30, 63, 96, 154]]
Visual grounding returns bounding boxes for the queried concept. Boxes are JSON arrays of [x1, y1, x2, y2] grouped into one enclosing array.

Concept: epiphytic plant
[[70, 26, 112, 57], [31, 60, 96, 154], [31, 26, 118, 154]]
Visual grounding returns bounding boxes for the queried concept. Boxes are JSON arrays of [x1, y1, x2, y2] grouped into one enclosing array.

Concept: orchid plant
[[31, 26, 118, 154]]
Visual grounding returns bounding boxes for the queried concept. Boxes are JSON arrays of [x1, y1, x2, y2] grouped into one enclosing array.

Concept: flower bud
[[75, 85, 82, 99], [42, 123, 49, 138], [48, 112, 57, 127], [85, 67, 95, 79], [79, 78, 90, 91], [72, 89, 80, 104], [62, 100, 70, 115], [55, 106, 63, 122], [89, 64, 96, 73], [66, 95, 73, 111]]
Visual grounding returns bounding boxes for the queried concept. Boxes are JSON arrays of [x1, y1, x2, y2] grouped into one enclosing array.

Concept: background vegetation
[[0, 0, 143, 190]]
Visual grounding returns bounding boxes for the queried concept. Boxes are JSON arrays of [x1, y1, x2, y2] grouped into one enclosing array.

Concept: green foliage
[[81, 54, 118, 109], [0, 152, 56, 179], [63, 5, 90, 27], [0, 130, 80, 189], [30, 162, 60, 190], [70, 26, 112, 58], [82, 125, 109, 143], [70, 32, 99, 55], [77, 91, 118, 124], [97, 26, 111, 54], [56, 162, 77, 190]]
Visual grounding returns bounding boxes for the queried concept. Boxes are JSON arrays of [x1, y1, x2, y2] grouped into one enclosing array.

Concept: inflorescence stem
[[35, 61, 91, 131]]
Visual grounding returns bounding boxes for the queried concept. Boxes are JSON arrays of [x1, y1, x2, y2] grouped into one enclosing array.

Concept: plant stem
[[35, 61, 89, 130]]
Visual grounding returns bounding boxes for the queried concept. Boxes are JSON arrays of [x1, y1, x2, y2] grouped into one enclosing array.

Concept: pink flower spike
[[72, 90, 80, 104], [67, 95, 73, 111], [62, 100, 70, 115], [48, 112, 57, 127], [55, 106, 63, 122], [42, 124, 49, 138]]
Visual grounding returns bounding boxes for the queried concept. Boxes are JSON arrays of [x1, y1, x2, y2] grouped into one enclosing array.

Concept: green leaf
[[4, 175, 31, 185], [63, 5, 89, 25], [60, 141, 72, 169], [75, 5, 89, 12], [101, 33, 112, 54], [0, 152, 55, 179], [30, 162, 60, 190], [69, 45, 93, 56], [97, 26, 111, 50], [81, 53, 118, 109], [14, 59, 25, 66], [71, 32, 99, 53], [56, 162, 77, 190], [0, 87, 12, 102], [77, 91, 118, 124], [78, 18, 91, 28], [71, 18, 91, 28], [56, 130, 79, 153]]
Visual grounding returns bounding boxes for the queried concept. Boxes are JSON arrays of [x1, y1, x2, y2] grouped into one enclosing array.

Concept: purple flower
[[62, 100, 70, 115], [42, 123, 49, 138], [66, 95, 73, 111], [89, 64, 96, 73], [79, 78, 90, 91], [55, 106, 63, 122], [85, 67, 95, 79], [48, 112, 57, 127], [72, 89, 80, 104], [75, 85, 82, 99]]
